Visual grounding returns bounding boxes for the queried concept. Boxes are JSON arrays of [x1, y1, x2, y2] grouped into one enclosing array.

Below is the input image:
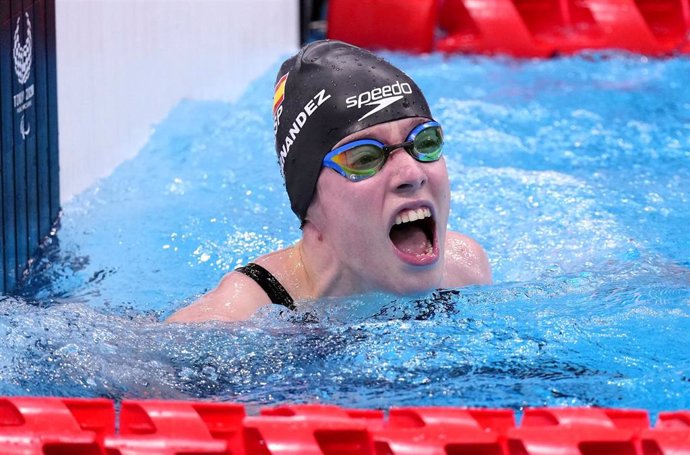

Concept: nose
[[387, 148, 427, 193]]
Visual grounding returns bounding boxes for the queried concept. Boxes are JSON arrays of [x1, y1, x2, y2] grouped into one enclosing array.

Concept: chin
[[384, 266, 444, 296]]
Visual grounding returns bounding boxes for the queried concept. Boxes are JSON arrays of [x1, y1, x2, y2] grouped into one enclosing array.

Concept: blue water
[[2, 52, 689, 415]]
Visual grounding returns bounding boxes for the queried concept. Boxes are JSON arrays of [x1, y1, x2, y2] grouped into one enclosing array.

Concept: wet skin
[[167, 117, 491, 323], [304, 117, 451, 295]]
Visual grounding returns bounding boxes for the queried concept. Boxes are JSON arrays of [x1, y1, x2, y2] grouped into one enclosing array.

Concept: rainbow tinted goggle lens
[[322, 121, 444, 181]]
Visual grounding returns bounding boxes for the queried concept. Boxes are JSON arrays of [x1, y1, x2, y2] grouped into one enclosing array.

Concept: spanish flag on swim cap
[[273, 73, 288, 116], [273, 40, 433, 224]]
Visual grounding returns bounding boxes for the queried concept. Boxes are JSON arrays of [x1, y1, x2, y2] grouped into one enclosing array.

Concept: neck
[[297, 224, 370, 299]]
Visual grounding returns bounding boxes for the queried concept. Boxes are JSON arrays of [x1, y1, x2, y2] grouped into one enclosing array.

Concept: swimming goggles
[[322, 121, 444, 181]]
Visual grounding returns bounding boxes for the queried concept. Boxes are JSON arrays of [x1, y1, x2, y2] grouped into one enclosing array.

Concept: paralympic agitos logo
[[13, 12, 34, 141], [346, 81, 413, 122]]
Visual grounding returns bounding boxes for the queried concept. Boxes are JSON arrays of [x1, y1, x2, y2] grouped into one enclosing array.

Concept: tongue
[[390, 223, 430, 255]]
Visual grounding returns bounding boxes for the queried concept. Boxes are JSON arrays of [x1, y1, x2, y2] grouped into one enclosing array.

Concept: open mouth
[[389, 206, 439, 265]]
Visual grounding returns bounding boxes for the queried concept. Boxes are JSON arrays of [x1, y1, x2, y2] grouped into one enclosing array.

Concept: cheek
[[333, 177, 384, 211], [319, 181, 383, 241], [337, 189, 383, 237], [431, 162, 451, 203], [342, 195, 389, 257]]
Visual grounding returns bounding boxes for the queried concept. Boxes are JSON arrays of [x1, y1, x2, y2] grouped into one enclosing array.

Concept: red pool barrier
[[373, 407, 515, 454], [327, 0, 438, 53], [261, 404, 386, 424], [0, 397, 114, 454], [0, 397, 689, 454], [244, 413, 375, 455], [327, 0, 690, 56], [506, 408, 650, 455], [641, 412, 690, 455], [106, 401, 245, 455]]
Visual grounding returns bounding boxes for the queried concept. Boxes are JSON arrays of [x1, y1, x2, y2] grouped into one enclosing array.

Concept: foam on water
[[2, 53, 689, 413]]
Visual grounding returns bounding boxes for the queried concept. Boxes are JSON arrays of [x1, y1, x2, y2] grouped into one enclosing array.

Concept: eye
[[413, 126, 444, 160], [337, 145, 385, 171]]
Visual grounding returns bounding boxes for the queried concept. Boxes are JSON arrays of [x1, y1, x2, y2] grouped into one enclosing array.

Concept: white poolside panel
[[56, 0, 299, 202]]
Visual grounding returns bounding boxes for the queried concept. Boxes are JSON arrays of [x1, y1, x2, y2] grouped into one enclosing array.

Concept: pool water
[[2, 52, 689, 415]]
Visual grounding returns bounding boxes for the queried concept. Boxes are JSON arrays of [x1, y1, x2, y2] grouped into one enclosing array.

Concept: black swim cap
[[273, 40, 433, 224]]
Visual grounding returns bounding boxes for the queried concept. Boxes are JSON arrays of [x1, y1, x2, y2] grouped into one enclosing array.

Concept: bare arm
[[166, 271, 271, 323], [442, 231, 492, 287]]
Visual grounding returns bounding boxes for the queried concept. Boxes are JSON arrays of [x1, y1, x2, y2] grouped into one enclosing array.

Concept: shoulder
[[442, 231, 492, 287], [166, 269, 272, 323], [167, 247, 300, 323]]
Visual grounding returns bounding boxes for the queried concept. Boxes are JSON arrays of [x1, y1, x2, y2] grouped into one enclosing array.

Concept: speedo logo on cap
[[345, 81, 413, 121]]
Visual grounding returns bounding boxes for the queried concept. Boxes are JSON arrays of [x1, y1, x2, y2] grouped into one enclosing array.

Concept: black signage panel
[[45, 0, 56, 224], [1, 0, 58, 293], [1, 0, 17, 290], [11, 0, 29, 288], [0, 2, 8, 290], [22, 0, 40, 269], [33, 0, 50, 241]]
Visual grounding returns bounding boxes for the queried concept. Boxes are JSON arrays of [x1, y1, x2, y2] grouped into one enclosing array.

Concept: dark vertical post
[[34, 0, 50, 242], [1, 0, 58, 293], [0, 96, 3, 294], [45, 0, 57, 224], [10, 0, 28, 285], [0, 0, 7, 292], [300, 0, 312, 45], [22, 0, 40, 277], [1, 0, 17, 290]]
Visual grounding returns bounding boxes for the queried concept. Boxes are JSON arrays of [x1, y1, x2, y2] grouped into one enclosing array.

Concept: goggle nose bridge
[[382, 139, 416, 155]]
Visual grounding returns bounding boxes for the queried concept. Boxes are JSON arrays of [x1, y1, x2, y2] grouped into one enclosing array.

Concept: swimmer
[[168, 40, 491, 323]]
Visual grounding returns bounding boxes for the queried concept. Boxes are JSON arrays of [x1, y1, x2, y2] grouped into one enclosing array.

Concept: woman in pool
[[168, 40, 491, 322]]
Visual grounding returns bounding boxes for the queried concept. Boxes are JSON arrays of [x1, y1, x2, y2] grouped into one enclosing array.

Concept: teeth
[[394, 207, 433, 225]]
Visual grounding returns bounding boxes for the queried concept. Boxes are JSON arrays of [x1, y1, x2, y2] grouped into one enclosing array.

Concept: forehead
[[332, 117, 429, 150]]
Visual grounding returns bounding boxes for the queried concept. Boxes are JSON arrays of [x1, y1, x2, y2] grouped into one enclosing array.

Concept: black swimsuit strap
[[235, 263, 296, 310]]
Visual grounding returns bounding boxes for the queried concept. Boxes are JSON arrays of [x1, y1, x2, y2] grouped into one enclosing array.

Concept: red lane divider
[[0, 397, 114, 454], [0, 397, 688, 454], [261, 404, 386, 428], [507, 408, 650, 455], [374, 407, 515, 454], [106, 401, 245, 455], [244, 414, 375, 455], [327, 0, 690, 56], [641, 411, 690, 455]]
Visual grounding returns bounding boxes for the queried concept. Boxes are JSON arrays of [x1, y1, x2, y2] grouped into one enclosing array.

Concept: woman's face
[[307, 117, 451, 295]]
